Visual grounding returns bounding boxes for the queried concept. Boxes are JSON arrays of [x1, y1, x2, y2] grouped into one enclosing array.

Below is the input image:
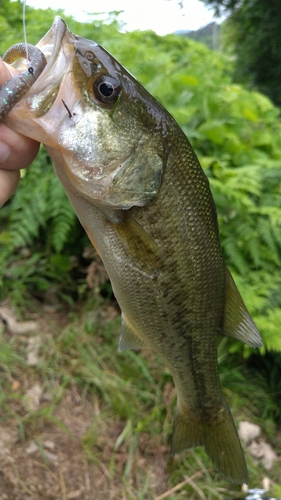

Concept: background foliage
[[1, 2, 280, 353], [201, 0, 281, 107]]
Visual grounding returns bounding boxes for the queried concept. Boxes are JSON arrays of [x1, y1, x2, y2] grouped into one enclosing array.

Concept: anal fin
[[222, 268, 262, 348], [118, 314, 146, 352]]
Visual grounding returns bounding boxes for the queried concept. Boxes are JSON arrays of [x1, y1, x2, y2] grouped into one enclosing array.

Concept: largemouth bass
[[1, 17, 262, 483]]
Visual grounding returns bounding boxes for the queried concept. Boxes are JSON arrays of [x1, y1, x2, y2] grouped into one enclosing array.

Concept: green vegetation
[[201, 0, 281, 107], [0, 1, 281, 497], [182, 22, 221, 51]]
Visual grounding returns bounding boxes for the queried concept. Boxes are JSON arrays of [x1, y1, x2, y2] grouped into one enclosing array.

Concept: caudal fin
[[171, 400, 248, 484]]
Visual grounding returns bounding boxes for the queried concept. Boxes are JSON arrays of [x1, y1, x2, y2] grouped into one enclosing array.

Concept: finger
[[0, 123, 40, 170], [0, 169, 20, 207], [0, 59, 40, 170]]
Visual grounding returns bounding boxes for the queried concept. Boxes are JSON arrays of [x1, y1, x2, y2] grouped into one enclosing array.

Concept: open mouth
[[37, 17, 67, 62], [35, 16, 68, 74], [22, 16, 76, 102]]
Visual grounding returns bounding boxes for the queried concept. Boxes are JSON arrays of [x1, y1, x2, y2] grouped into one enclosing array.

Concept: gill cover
[[57, 36, 164, 209]]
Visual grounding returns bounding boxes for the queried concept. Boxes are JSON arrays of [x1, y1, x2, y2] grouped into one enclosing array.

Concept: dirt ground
[[0, 387, 168, 500], [0, 305, 170, 500], [0, 303, 279, 499]]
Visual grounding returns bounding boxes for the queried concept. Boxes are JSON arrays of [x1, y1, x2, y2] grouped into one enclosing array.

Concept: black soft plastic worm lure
[[0, 43, 47, 122]]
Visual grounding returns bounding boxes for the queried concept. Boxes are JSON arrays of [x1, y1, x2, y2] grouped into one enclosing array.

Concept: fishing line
[[22, 0, 28, 62]]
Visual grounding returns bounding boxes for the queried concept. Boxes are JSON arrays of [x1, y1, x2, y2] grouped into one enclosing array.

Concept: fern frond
[[258, 219, 280, 265], [46, 176, 76, 253], [5, 150, 77, 253], [222, 236, 248, 275]]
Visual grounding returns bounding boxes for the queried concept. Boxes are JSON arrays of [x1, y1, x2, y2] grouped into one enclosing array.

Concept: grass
[[0, 294, 280, 499]]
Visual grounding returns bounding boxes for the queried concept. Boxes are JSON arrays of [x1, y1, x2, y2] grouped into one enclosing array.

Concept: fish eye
[[94, 76, 120, 104]]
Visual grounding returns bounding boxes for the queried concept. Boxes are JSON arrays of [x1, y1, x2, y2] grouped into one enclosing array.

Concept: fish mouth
[[29, 16, 75, 93], [36, 17, 68, 71], [3, 16, 79, 142], [8, 17, 69, 80], [11, 16, 79, 121]]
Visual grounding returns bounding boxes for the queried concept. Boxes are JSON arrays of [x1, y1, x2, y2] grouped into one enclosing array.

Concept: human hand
[[0, 58, 40, 207]]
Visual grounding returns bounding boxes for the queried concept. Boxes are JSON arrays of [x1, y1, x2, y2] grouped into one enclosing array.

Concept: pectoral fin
[[118, 314, 146, 352], [109, 213, 163, 273], [222, 268, 262, 348]]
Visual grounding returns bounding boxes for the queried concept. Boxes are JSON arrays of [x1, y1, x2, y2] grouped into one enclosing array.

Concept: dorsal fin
[[222, 268, 262, 348], [118, 314, 146, 352]]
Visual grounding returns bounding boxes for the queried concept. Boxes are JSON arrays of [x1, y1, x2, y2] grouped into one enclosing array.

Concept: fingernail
[[0, 142, 10, 163]]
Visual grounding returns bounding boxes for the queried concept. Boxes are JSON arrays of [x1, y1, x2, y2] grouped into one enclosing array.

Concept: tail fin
[[171, 400, 248, 484]]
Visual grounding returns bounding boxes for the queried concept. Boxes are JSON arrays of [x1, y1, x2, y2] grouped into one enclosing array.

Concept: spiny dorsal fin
[[118, 314, 146, 352], [222, 268, 262, 348]]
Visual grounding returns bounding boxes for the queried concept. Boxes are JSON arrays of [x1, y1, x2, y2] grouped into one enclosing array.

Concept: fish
[[1, 17, 263, 483]]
